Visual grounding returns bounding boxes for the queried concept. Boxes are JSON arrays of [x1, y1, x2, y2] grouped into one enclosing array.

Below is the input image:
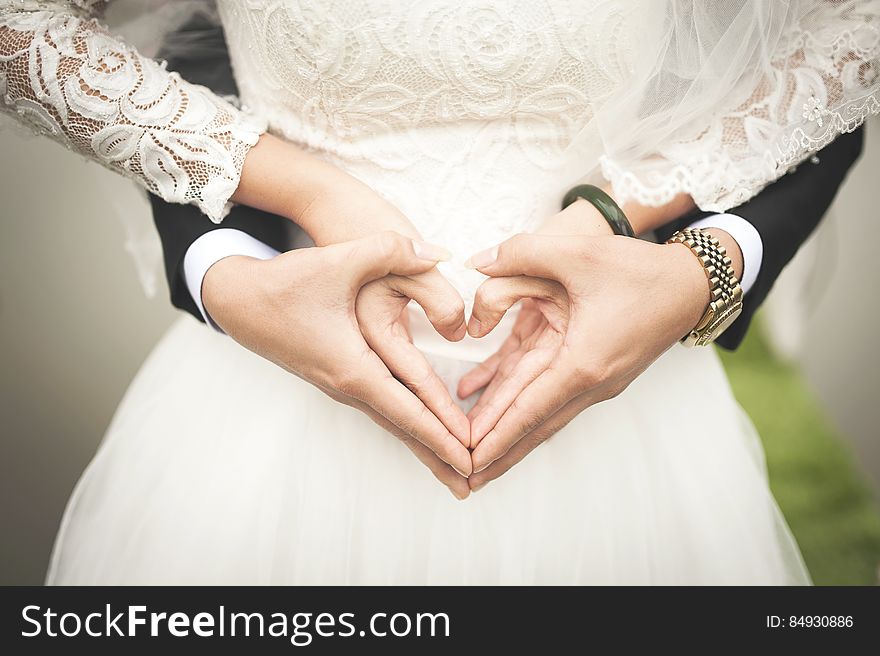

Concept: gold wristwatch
[[666, 228, 744, 347]]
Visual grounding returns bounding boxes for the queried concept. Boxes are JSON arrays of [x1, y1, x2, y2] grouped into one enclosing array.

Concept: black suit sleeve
[[150, 13, 289, 321], [656, 127, 865, 350]]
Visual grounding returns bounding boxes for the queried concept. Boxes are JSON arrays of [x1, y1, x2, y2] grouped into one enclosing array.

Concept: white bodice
[[217, 0, 641, 301]]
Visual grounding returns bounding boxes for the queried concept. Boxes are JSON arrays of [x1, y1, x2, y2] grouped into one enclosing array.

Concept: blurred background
[[1, 117, 879, 586]]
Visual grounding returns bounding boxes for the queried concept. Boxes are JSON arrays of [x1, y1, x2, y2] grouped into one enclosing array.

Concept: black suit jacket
[[152, 15, 865, 350]]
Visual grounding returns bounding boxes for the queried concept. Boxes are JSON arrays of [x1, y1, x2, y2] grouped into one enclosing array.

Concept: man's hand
[[461, 232, 713, 491], [356, 268, 470, 445], [202, 232, 473, 498]]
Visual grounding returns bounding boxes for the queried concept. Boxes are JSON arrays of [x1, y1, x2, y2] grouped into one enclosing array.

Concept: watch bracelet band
[[666, 228, 744, 347]]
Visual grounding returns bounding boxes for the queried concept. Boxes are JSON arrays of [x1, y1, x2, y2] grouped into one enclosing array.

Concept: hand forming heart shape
[[354, 201, 613, 492]]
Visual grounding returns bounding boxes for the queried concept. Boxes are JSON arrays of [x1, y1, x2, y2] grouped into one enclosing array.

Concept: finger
[[470, 361, 579, 473], [398, 305, 412, 340], [400, 433, 471, 501], [457, 351, 503, 400], [466, 346, 526, 422], [457, 327, 526, 400], [469, 344, 556, 448], [337, 232, 451, 287], [367, 325, 471, 446], [457, 304, 543, 399], [351, 353, 473, 477], [469, 393, 592, 492], [465, 233, 583, 280], [469, 276, 565, 338], [390, 270, 467, 341]]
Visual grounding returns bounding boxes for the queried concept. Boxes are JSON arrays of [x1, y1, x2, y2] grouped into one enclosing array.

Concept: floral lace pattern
[[0, 0, 266, 221], [600, 0, 880, 211]]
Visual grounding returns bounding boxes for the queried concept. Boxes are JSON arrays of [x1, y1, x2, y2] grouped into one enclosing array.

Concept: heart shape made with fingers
[[356, 242, 575, 491]]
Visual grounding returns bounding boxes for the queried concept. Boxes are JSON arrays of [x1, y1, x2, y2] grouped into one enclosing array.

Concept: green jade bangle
[[561, 184, 635, 238]]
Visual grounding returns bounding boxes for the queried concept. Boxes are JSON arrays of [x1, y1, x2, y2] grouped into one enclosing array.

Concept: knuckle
[[527, 432, 551, 450], [396, 403, 430, 439], [505, 232, 529, 252], [498, 358, 517, 377], [323, 244, 351, 271], [374, 231, 404, 260], [604, 381, 629, 401], [435, 440, 457, 463], [569, 236, 596, 261], [472, 284, 494, 312], [573, 360, 608, 388], [496, 233, 526, 264], [476, 278, 506, 308], [400, 368, 433, 395], [434, 297, 465, 327], [332, 369, 364, 398]]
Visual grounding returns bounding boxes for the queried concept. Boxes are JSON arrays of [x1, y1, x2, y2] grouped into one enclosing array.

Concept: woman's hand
[[234, 133, 471, 449], [461, 233, 713, 491], [202, 232, 473, 498]]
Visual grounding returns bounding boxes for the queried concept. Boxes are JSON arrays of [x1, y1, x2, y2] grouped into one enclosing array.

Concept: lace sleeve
[[0, 0, 266, 222], [598, 0, 880, 212]]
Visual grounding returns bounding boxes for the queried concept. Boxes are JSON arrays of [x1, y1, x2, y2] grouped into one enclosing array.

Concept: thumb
[[464, 233, 576, 280], [387, 269, 467, 342], [340, 232, 451, 287], [469, 276, 565, 338]]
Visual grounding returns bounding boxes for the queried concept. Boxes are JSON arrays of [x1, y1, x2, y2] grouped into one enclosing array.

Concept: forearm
[[600, 184, 697, 236], [0, 5, 263, 222], [230, 134, 337, 230], [232, 133, 420, 245], [576, 184, 743, 281]]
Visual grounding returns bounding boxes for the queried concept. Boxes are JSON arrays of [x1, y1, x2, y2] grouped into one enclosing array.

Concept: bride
[[2, 0, 877, 584]]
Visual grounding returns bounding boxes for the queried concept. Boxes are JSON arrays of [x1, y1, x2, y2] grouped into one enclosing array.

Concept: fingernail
[[473, 461, 490, 474], [467, 316, 482, 337], [452, 464, 470, 478], [464, 246, 498, 269], [412, 239, 452, 262]]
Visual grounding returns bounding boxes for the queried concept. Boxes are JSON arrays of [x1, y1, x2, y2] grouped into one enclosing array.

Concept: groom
[[150, 14, 865, 494]]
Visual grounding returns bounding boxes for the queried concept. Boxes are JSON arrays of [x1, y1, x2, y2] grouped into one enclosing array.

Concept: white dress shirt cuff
[[685, 213, 763, 295], [183, 229, 281, 331]]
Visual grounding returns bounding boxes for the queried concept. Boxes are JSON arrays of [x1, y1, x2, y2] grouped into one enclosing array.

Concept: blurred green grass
[[719, 324, 880, 585]]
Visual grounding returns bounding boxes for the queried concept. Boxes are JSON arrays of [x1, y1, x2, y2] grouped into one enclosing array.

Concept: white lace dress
[[2, 0, 877, 584]]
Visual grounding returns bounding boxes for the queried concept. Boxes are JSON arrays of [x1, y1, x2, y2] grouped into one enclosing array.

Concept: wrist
[[201, 255, 269, 331], [664, 228, 745, 347], [234, 134, 350, 233], [662, 242, 713, 340], [538, 198, 614, 237], [600, 184, 695, 236]]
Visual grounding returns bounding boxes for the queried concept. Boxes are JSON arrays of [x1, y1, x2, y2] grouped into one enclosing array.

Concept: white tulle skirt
[[47, 316, 809, 585]]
